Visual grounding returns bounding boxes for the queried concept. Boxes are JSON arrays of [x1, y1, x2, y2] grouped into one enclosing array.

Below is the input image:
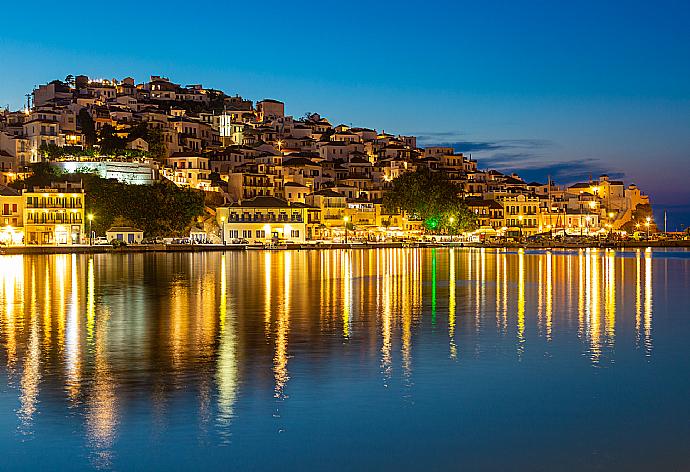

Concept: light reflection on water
[[0, 248, 689, 470]]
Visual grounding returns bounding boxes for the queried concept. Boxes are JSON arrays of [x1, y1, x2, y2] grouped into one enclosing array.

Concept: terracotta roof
[[0, 186, 20, 197], [283, 157, 319, 167], [311, 189, 345, 198], [229, 196, 291, 208], [106, 226, 144, 233]]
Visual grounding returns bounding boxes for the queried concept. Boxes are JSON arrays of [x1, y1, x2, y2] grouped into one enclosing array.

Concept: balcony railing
[[26, 202, 83, 209], [26, 217, 83, 224], [227, 215, 304, 223]]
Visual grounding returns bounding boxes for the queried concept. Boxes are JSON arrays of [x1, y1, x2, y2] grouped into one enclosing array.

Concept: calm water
[[0, 248, 689, 471]]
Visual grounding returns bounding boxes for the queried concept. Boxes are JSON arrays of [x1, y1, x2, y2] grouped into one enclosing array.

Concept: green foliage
[[9, 162, 64, 190], [11, 166, 205, 237], [145, 127, 167, 161], [77, 109, 97, 146], [621, 204, 658, 233], [82, 174, 205, 237], [38, 142, 147, 160], [383, 167, 476, 233], [98, 124, 126, 154]]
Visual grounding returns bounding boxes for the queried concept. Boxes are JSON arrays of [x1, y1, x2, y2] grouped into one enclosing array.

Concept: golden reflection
[[86, 305, 117, 468], [586, 249, 602, 364], [605, 250, 616, 346], [517, 249, 525, 357], [86, 257, 95, 344], [66, 254, 81, 399], [644, 248, 653, 356], [169, 261, 192, 370], [18, 300, 40, 433], [380, 250, 392, 383], [431, 249, 438, 325], [342, 251, 352, 338], [1, 255, 23, 373], [56, 255, 66, 351], [42, 262, 51, 351], [474, 248, 481, 332], [495, 249, 501, 330], [578, 250, 585, 339], [502, 250, 508, 332], [478, 248, 486, 327], [217, 254, 238, 428], [449, 249, 457, 359], [401, 250, 413, 379], [635, 249, 642, 346], [0, 248, 666, 451], [264, 252, 272, 335], [538, 255, 543, 335], [274, 252, 290, 398], [545, 251, 553, 342]]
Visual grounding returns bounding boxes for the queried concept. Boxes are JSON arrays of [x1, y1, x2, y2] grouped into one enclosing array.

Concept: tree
[[9, 162, 64, 190], [11, 168, 205, 237], [383, 167, 476, 232], [98, 124, 126, 153], [77, 109, 97, 146], [38, 143, 64, 160], [145, 127, 167, 160], [82, 176, 206, 237]]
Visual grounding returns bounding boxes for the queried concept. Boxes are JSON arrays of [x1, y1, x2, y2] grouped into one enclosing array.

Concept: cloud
[[420, 135, 623, 185], [416, 136, 553, 153]]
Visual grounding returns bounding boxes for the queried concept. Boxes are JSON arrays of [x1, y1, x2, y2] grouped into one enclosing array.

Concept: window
[[242, 230, 252, 238], [229, 230, 239, 238], [291, 230, 300, 238], [256, 230, 265, 238]]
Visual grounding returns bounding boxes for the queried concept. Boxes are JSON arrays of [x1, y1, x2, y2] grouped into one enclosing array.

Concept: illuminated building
[[217, 195, 321, 243], [22, 183, 85, 245]]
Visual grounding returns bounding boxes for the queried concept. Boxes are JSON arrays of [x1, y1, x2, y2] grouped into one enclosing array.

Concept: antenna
[[664, 209, 667, 233]]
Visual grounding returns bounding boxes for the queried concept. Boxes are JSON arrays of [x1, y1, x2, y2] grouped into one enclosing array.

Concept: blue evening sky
[[1, 0, 689, 227]]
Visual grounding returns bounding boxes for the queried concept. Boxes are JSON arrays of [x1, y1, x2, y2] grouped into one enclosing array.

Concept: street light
[[220, 216, 226, 245], [645, 216, 651, 239], [517, 215, 524, 241], [87, 213, 94, 245], [343, 215, 350, 243]]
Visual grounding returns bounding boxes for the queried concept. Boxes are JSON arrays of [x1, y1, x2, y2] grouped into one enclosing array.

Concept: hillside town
[[0, 74, 657, 247]]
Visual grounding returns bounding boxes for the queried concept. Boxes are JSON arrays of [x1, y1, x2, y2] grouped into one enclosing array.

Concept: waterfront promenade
[[2, 239, 689, 255]]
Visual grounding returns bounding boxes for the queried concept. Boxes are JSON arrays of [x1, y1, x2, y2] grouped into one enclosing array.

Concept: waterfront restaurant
[[216, 195, 321, 244]]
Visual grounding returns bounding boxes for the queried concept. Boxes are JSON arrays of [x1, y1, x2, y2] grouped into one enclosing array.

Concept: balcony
[[26, 216, 83, 225], [227, 214, 304, 223], [26, 202, 82, 209]]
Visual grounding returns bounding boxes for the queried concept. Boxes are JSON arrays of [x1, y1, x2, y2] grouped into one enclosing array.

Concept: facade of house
[[106, 226, 144, 244], [23, 184, 85, 245], [217, 196, 320, 243]]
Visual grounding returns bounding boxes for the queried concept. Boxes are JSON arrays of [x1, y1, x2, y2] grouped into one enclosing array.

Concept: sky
[[1, 0, 689, 228]]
